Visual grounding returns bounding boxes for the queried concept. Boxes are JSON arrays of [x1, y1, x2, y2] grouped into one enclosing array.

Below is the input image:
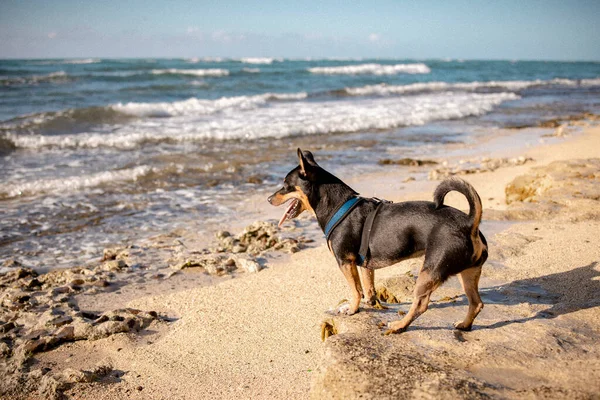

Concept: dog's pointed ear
[[302, 150, 318, 166], [297, 148, 308, 176], [297, 148, 316, 178]]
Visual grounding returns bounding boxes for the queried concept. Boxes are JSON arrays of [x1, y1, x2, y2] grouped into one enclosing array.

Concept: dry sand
[[29, 123, 600, 398]]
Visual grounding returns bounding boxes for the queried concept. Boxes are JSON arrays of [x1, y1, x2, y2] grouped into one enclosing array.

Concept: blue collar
[[323, 196, 363, 239]]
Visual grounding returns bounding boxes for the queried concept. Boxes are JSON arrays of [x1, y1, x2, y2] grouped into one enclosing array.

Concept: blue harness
[[324, 196, 389, 267]]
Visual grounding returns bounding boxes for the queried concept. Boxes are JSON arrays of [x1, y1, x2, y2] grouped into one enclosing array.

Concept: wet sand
[[2, 120, 599, 399]]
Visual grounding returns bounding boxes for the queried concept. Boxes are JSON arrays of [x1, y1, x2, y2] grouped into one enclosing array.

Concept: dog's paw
[[384, 322, 407, 335], [453, 321, 473, 331], [336, 302, 359, 315]]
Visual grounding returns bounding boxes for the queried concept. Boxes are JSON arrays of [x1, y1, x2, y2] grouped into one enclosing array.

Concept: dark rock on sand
[[379, 158, 438, 166]]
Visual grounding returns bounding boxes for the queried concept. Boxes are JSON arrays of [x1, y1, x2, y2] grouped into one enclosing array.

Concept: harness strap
[[324, 196, 363, 240], [357, 198, 390, 267], [324, 196, 391, 267]]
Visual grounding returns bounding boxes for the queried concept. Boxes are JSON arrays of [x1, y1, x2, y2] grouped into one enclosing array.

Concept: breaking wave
[[112, 92, 308, 117], [150, 68, 230, 77], [240, 57, 274, 64], [343, 78, 600, 96], [1, 71, 71, 86], [1, 165, 153, 199], [8, 92, 518, 150], [308, 63, 431, 75]]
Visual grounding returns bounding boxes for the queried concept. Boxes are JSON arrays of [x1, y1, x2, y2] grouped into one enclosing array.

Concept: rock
[[0, 341, 11, 357], [55, 325, 75, 341], [0, 268, 38, 287], [102, 247, 129, 262], [38, 373, 69, 399], [237, 258, 262, 273], [232, 244, 247, 253], [101, 259, 128, 272], [171, 255, 237, 275], [504, 159, 600, 221], [0, 321, 16, 333], [379, 158, 438, 166], [2, 259, 24, 269], [215, 230, 231, 239], [51, 286, 71, 296], [46, 315, 73, 328], [89, 279, 110, 287]]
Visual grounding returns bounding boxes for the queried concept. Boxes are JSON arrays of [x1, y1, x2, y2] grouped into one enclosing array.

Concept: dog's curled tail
[[433, 177, 482, 239]]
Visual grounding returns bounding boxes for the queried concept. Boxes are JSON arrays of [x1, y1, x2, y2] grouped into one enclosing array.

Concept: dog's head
[[268, 148, 320, 227]]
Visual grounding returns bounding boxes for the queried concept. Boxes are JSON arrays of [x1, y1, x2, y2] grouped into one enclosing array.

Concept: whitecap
[[150, 68, 229, 77], [308, 63, 430, 75], [2, 166, 153, 198], [240, 57, 274, 64], [11, 92, 518, 150]]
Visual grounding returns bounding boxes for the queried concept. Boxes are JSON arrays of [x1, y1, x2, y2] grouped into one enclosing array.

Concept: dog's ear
[[302, 150, 318, 166], [297, 148, 316, 179]]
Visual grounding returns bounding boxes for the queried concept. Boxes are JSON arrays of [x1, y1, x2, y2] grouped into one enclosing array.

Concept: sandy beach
[[2, 116, 598, 399]]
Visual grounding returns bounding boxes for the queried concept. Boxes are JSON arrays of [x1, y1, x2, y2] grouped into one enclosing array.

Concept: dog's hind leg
[[454, 266, 484, 331], [338, 261, 363, 315], [359, 267, 376, 306], [385, 270, 441, 334]]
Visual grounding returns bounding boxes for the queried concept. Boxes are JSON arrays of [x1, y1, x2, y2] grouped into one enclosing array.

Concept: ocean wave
[[1, 107, 134, 136], [242, 67, 261, 73], [30, 58, 100, 65], [1, 92, 308, 136], [112, 92, 307, 117], [0, 136, 17, 155], [150, 68, 230, 77], [10, 92, 518, 150], [1, 71, 70, 86], [308, 63, 431, 75], [581, 78, 600, 86], [62, 58, 100, 65], [343, 78, 597, 96], [1, 165, 153, 199], [240, 57, 274, 64]]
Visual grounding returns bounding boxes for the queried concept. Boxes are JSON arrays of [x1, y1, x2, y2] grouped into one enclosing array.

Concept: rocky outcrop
[[504, 158, 600, 220]]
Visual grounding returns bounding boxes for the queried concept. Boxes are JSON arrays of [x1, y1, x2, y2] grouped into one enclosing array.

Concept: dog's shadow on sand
[[428, 262, 600, 330]]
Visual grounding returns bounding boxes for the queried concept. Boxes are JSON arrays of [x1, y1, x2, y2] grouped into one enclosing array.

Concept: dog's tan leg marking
[[359, 267, 376, 305], [386, 270, 440, 334], [339, 262, 363, 315], [455, 266, 484, 331]]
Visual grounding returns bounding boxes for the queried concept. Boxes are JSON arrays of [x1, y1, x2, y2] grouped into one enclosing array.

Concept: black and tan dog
[[268, 149, 488, 333]]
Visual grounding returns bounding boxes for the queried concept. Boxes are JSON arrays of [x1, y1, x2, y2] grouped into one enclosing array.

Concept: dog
[[268, 149, 488, 333]]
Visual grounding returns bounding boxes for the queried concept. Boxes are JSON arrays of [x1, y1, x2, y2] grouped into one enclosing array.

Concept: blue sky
[[1, 0, 599, 60]]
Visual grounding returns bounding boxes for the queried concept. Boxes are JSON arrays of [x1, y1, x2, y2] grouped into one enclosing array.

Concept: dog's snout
[[267, 194, 274, 204]]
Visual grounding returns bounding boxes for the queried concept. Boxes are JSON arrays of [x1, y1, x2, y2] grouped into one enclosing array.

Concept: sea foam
[[2, 165, 153, 198], [343, 78, 596, 96], [151, 68, 230, 77], [309, 63, 431, 75], [240, 57, 274, 65], [111, 92, 307, 117], [10, 92, 518, 150]]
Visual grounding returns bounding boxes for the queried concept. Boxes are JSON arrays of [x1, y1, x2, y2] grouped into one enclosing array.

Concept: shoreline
[[1, 117, 599, 398]]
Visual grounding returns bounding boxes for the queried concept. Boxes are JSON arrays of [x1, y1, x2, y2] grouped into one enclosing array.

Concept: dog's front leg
[[359, 267, 376, 306], [338, 261, 363, 315]]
